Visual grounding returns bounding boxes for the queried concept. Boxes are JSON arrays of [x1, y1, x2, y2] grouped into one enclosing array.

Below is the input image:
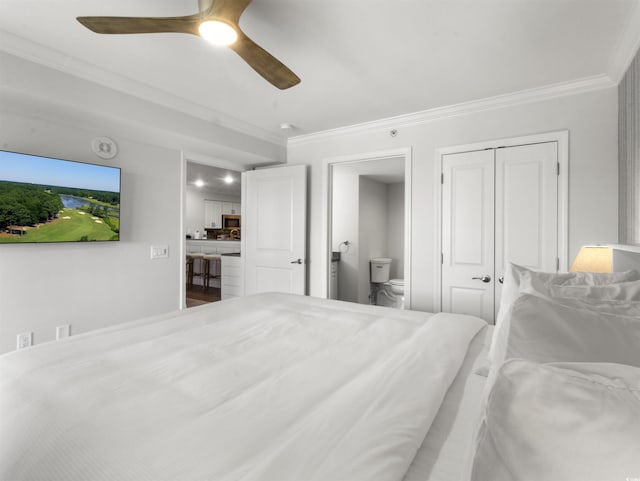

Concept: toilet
[[387, 278, 405, 309], [369, 258, 405, 309]]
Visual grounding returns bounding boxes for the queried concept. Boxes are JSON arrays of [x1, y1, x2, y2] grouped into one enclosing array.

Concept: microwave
[[222, 215, 241, 228]]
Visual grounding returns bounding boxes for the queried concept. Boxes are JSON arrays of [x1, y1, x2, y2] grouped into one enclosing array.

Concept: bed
[[1, 247, 640, 481]]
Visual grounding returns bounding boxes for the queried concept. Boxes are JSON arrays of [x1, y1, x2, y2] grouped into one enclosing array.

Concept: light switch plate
[[56, 324, 71, 340], [16, 332, 32, 350], [150, 245, 169, 259]]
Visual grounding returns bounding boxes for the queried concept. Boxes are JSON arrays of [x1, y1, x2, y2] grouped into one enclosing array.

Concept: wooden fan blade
[[206, 0, 253, 24], [229, 31, 300, 90], [76, 14, 202, 35]]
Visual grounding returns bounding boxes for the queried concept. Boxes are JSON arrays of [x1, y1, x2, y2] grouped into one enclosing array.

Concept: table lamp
[[569, 245, 612, 273]]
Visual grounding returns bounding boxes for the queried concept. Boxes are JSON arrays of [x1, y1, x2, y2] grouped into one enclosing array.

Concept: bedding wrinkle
[[1, 293, 484, 481], [215, 321, 444, 479]]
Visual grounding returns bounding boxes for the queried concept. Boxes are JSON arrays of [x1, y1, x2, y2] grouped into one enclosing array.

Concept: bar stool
[[187, 252, 204, 286], [202, 254, 222, 289], [186, 254, 195, 288]]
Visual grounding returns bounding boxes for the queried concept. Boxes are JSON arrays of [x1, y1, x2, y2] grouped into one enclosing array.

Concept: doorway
[[325, 149, 412, 308], [183, 159, 243, 308]]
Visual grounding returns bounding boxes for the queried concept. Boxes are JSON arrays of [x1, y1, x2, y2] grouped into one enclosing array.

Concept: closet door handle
[[498, 276, 504, 284], [471, 275, 491, 283]]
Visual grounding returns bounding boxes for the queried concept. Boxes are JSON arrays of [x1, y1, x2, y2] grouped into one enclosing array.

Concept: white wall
[[358, 177, 387, 303], [185, 185, 241, 236], [619, 46, 640, 244], [0, 54, 271, 354], [386, 182, 405, 280], [287, 87, 619, 313], [0, 110, 183, 353], [0, 52, 285, 166], [332, 169, 359, 302]]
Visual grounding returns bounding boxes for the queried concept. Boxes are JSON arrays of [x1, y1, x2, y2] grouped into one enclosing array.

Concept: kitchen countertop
[[187, 238, 240, 242], [186, 239, 240, 256]]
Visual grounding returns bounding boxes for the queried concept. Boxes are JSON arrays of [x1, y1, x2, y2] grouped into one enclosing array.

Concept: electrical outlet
[[16, 332, 32, 350], [150, 245, 169, 259], [56, 324, 71, 340]]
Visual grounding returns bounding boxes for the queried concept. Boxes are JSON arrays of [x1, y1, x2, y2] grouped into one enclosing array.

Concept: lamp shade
[[569, 246, 612, 273]]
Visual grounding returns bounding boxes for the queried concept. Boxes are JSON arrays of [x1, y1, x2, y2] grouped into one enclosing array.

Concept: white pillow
[[547, 270, 640, 286], [470, 360, 640, 481], [502, 293, 640, 367], [489, 263, 640, 364], [546, 295, 640, 317], [550, 279, 640, 301]]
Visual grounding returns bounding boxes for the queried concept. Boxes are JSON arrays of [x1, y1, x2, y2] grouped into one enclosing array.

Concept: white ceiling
[[1, 0, 639, 142], [187, 162, 242, 197]]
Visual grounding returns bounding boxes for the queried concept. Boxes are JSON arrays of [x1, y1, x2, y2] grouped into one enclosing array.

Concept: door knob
[[471, 275, 491, 283], [290, 258, 304, 264], [498, 276, 504, 284]]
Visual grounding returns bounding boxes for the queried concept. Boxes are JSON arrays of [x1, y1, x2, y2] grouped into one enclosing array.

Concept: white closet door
[[441, 150, 495, 322], [494, 142, 558, 316]]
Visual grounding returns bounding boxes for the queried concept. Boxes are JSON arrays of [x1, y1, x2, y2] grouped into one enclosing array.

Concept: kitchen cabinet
[[222, 202, 240, 215], [204, 200, 223, 228], [204, 200, 240, 228], [221, 254, 243, 300], [329, 260, 338, 300]]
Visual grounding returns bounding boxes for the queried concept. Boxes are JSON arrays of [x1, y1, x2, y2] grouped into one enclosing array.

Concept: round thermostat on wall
[[91, 137, 118, 159]]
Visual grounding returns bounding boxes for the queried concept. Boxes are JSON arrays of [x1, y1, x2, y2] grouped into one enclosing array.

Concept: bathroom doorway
[[325, 149, 412, 308]]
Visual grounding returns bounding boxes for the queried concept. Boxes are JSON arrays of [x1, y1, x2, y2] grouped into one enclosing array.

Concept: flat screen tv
[[0, 150, 121, 243]]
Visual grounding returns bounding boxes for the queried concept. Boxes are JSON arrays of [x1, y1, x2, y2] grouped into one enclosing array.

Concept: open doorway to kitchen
[[325, 149, 412, 309], [184, 160, 242, 308]]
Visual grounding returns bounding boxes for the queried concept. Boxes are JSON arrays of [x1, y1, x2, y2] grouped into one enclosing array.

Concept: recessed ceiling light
[[194, 179, 204, 188], [224, 174, 234, 184], [198, 20, 238, 46]]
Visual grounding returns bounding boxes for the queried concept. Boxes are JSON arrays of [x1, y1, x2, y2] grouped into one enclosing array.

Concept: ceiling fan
[[76, 0, 300, 90]]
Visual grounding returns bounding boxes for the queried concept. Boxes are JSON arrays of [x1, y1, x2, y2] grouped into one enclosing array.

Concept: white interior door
[[441, 150, 495, 321], [243, 165, 307, 295], [494, 142, 558, 315]]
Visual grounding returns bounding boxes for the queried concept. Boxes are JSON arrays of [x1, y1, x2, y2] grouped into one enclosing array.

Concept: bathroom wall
[[358, 177, 388, 303], [386, 182, 404, 279], [332, 169, 359, 302]]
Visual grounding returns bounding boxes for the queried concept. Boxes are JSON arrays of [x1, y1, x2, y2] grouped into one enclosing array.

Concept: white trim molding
[[0, 30, 286, 147], [289, 76, 613, 146]]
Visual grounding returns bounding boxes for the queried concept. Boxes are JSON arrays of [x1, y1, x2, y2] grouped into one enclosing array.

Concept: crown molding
[[0, 30, 286, 147], [0, 86, 281, 167], [607, 1, 640, 83], [288, 74, 616, 146]]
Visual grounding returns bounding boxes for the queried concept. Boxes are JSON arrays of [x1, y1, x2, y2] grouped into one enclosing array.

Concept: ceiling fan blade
[[229, 31, 300, 90], [76, 14, 202, 35], [206, 0, 253, 24]]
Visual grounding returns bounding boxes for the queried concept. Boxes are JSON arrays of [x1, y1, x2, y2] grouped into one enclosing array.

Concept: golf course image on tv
[[0, 150, 121, 244]]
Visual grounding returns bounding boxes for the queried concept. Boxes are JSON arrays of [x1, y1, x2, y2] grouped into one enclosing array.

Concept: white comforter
[[0, 293, 485, 481]]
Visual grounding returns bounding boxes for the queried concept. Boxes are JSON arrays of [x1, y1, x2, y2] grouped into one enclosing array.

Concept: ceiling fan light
[[198, 20, 238, 46]]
